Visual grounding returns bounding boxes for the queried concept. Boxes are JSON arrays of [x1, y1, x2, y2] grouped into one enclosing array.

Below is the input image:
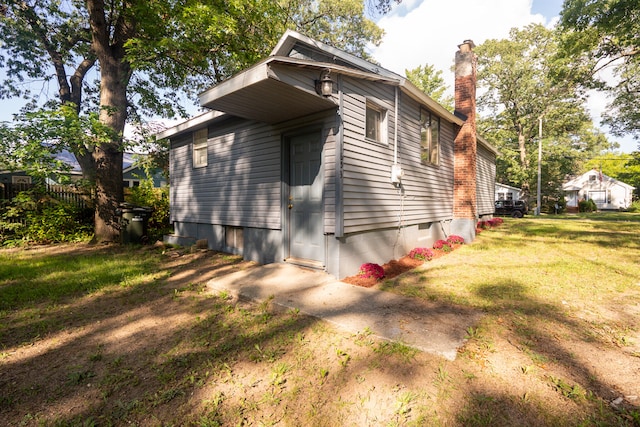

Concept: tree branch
[[17, 2, 72, 103]]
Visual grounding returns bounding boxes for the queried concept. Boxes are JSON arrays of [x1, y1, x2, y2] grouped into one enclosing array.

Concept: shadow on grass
[[2, 240, 639, 426], [468, 278, 640, 421], [3, 245, 466, 425]]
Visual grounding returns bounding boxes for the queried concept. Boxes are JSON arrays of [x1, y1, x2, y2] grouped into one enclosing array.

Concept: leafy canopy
[[560, 0, 640, 142], [475, 24, 611, 199], [405, 63, 454, 111]]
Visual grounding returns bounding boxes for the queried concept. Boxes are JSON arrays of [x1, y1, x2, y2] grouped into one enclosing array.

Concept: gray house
[[159, 31, 496, 279]]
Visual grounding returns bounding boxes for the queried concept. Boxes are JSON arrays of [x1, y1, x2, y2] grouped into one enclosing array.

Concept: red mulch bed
[[342, 247, 458, 288]]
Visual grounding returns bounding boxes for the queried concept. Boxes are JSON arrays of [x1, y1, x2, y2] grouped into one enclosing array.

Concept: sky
[[0, 0, 636, 153], [368, 0, 637, 153]]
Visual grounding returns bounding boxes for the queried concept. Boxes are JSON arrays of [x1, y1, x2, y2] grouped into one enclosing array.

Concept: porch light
[[315, 69, 333, 97]]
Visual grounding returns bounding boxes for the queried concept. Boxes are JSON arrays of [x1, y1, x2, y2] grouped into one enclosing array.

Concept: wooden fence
[[0, 183, 93, 227]]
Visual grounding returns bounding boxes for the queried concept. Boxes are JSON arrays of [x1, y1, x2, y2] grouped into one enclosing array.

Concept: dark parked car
[[494, 200, 527, 218]]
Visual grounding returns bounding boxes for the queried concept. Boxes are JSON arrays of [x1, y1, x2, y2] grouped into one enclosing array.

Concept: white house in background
[[563, 169, 635, 210], [495, 183, 522, 201]]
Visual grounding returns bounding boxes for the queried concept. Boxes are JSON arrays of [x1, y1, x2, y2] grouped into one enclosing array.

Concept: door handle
[[288, 203, 293, 209]]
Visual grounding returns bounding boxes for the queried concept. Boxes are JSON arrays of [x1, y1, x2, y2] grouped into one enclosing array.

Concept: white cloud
[[371, 0, 546, 86]]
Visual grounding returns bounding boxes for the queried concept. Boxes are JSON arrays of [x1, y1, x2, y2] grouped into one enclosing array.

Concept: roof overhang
[[160, 52, 497, 156], [198, 57, 337, 124]]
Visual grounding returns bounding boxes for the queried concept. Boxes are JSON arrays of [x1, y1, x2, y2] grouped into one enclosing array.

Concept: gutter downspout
[[335, 74, 344, 238], [394, 86, 399, 165], [390, 86, 404, 184]]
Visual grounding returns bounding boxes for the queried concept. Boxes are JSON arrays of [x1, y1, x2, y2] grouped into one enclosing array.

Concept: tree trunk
[[518, 131, 528, 170], [92, 56, 129, 243], [86, 0, 133, 243]]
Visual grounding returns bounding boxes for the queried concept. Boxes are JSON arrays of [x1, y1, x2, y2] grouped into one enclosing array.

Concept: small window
[[365, 101, 387, 144], [193, 128, 208, 168], [420, 108, 439, 165], [589, 175, 596, 181]]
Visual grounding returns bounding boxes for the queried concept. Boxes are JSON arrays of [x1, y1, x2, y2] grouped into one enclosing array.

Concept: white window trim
[[365, 101, 388, 145], [193, 128, 208, 168]]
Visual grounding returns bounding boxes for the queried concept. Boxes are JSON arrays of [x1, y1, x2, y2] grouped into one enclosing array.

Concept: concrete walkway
[[206, 263, 482, 360]]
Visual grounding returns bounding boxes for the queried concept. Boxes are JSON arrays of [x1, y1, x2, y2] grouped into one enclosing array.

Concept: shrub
[[125, 181, 171, 238], [447, 235, 465, 245], [433, 239, 452, 252], [477, 220, 490, 229], [578, 199, 597, 213], [358, 263, 385, 280], [0, 190, 93, 245], [409, 247, 434, 261], [487, 218, 503, 227]]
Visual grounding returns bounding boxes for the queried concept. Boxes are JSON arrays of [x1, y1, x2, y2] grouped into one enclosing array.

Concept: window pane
[[430, 116, 439, 165], [194, 146, 207, 167], [420, 109, 431, 164], [366, 106, 380, 141], [193, 128, 208, 168]]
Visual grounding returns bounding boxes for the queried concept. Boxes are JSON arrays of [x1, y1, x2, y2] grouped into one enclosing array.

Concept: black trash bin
[[117, 203, 153, 244]]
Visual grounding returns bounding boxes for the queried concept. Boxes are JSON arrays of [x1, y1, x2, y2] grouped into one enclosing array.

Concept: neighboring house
[[563, 169, 635, 210], [158, 31, 497, 279], [495, 183, 522, 201], [0, 151, 165, 191], [123, 157, 167, 188]]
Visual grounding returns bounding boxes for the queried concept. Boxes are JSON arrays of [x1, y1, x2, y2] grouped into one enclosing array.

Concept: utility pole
[[536, 117, 542, 215]]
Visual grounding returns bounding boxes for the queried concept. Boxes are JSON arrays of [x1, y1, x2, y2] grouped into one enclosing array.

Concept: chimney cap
[[458, 40, 476, 52]]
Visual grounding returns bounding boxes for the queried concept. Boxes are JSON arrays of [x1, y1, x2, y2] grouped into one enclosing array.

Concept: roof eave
[[156, 110, 226, 140]]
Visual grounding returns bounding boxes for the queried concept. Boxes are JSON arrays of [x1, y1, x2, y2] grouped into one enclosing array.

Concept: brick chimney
[[451, 40, 478, 243]]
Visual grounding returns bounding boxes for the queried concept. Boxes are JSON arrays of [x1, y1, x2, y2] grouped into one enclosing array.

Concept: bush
[[447, 235, 465, 245], [477, 220, 490, 230], [0, 190, 93, 245], [125, 181, 171, 238], [409, 247, 434, 261], [487, 217, 503, 227], [578, 199, 598, 213], [545, 199, 566, 214], [433, 239, 452, 252], [358, 263, 385, 280], [627, 200, 640, 212]]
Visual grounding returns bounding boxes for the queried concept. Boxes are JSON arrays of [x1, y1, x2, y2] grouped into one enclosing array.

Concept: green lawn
[[1, 214, 639, 426]]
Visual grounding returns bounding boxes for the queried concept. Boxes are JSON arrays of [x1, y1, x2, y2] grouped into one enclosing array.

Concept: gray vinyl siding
[[340, 78, 455, 234], [477, 143, 496, 216], [170, 111, 336, 233], [171, 118, 282, 229]]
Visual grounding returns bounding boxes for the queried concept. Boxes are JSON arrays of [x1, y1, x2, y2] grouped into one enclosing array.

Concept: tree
[[475, 24, 611, 202], [0, 0, 388, 242], [560, 0, 640, 143], [405, 63, 454, 111]]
